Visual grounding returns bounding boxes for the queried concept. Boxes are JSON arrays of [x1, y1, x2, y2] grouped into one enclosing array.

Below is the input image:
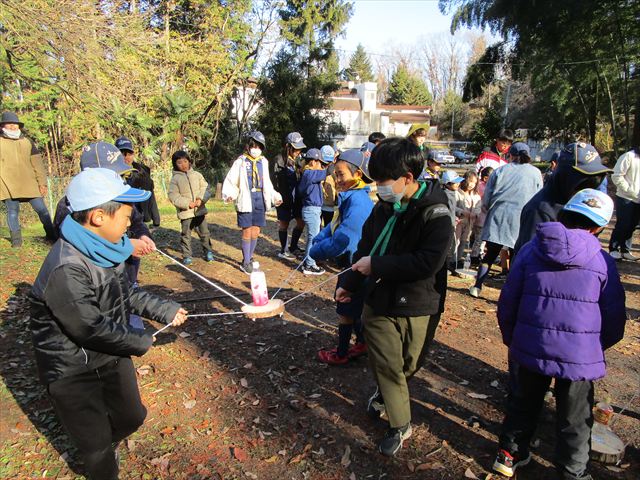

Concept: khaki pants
[[363, 305, 438, 428]]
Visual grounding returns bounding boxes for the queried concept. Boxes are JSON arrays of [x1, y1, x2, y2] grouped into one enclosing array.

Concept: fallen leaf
[[243, 362, 253, 369], [416, 461, 444, 471], [183, 400, 196, 409], [179, 331, 191, 338], [349, 473, 356, 480], [459, 380, 469, 385], [264, 455, 279, 463], [341, 445, 351, 467], [126, 439, 136, 452], [467, 392, 489, 399], [240, 378, 249, 388], [464, 467, 478, 479], [490, 380, 499, 388]]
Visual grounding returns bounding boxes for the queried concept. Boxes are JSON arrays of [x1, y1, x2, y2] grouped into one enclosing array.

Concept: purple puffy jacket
[[498, 222, 626, 381]]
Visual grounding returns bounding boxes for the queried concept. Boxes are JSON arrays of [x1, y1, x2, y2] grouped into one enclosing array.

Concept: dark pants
[[4, 197, 56, 239], [609, 196, 640, 253], [321, 210, 334, 228], [499, 363, 593, 478], [47, 358, 147, 480], [474, 241, 511, 288], [180, 215, 211, 258]]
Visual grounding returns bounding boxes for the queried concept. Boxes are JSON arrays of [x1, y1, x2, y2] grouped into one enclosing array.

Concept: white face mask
[[377, 180, 406, 204], [249, 148, 262, 158], [3, 128, 21, 139]]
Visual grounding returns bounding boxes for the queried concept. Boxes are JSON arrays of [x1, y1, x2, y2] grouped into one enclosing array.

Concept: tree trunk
[[633, 93, 640, 149], [596, 62, 618, 157]]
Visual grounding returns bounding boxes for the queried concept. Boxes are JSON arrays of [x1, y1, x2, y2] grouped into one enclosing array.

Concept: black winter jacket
[[341, 181, 452, 317], [30, 239, 180, 385]]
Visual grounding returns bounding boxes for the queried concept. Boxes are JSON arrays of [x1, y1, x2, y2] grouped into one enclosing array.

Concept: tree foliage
[[344, 44, 374, 82], [442, 0, 640, 151], [387, 63, 433, 106]]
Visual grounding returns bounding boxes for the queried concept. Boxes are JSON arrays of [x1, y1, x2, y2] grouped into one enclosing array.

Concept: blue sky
[[335, 0, 460, 58]]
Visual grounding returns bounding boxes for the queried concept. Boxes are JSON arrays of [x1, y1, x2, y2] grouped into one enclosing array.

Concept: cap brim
[[291, 141, 306, 149], [113, 186, 151, 203], [572, 164, 613, 175], [562, 204, 608, 226]]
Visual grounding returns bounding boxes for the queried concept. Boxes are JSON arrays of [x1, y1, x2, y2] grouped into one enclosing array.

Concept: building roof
[[329, 97, 362, 111], [378, 104, 431, 111], [388, 112, 431, 123]]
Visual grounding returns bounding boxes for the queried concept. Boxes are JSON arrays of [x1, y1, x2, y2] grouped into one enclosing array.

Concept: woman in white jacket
[[222, 131, 282, 273], [609, 147, 640, 260]]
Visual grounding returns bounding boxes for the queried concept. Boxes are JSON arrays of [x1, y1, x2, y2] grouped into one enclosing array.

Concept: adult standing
[[115, 136, 161, 227], [0, 111, 56, 247], [513, 142, 611, 256], [609, 147, 640, 260], [469, 143, 543, 298]]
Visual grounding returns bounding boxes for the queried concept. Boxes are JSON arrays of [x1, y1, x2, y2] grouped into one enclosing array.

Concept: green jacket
[[168, 169, 211, 220], [0, 135, 46, 200]]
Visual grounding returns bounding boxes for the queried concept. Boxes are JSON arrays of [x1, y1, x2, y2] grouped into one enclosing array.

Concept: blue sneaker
[[183, 257, 193, 266], [206, 251, 214, 262]]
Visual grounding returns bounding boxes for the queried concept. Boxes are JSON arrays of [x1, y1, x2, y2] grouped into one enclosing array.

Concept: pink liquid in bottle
[[250, 262, 269, 306]]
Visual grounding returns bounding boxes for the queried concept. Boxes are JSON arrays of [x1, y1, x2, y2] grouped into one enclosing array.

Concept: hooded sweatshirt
[[498, 222, 626, 381]]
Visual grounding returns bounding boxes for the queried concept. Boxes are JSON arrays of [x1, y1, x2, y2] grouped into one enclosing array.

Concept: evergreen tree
[[387, 63, 432, 105], [344, 44, 374, 82]]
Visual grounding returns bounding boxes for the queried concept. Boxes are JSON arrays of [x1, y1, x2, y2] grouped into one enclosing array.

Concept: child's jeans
[[301, 206, 321, 267], [499, 363, 593, 478], [471, 224, 485, 258], [47, 358, 147, 480], [180, 215, 212, 258]]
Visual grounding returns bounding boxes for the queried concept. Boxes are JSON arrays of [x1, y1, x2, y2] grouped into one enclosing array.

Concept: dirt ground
[[0, 206, 638, 480]]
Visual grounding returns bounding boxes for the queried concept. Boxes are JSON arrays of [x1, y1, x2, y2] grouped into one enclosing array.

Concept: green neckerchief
[[369, 181, 427, 257]]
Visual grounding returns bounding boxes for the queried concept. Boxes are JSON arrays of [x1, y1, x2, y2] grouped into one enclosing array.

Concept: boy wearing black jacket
[[30, 168, 188, 480], [336, 137, 452, 457]]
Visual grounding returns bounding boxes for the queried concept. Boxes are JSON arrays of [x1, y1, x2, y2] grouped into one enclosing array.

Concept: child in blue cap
[[30, 168, 187, 480], [311, 148, 374, 364], [297, 148, 328, 275], [222, 131, 282, 273]]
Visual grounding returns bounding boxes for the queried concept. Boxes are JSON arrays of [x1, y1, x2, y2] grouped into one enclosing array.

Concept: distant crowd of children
[[6, 105, 632, 480]]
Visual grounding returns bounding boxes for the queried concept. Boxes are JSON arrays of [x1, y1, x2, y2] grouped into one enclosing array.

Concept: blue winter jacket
[[310, 187, 374, 263], [498, 222, 626, 381], [297, 169, 327, 207]]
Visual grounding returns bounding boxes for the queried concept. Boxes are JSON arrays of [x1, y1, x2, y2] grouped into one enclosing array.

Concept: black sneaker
[[367, 386, 385, 419], [302, 264, 325, 275], [492, 448, 531, 477], [378, 423, 412, 457], [240, 262, 253, 274]]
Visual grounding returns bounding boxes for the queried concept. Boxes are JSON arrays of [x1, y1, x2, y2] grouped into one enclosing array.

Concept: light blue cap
[[441, 170, 463, 184], [320, 145, 335, 163], [66, 168, 151, 212], [562, 188, 613, 226]]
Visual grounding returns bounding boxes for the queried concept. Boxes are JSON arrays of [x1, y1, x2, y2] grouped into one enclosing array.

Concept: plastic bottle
[[250, 262, 269, 306], [463, 253, 471, 270]]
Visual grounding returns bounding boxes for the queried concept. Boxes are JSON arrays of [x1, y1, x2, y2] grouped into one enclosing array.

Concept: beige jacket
[[0, 135, 46, 200], [168, 169, 211, 220]]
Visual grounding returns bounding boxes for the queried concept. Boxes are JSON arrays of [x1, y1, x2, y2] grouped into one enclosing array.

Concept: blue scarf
[[60, 216, 134, 268]]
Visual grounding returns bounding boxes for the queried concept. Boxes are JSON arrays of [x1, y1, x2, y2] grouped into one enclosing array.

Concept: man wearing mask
[[475, 129, 514, 174], [0, 111, 56, 247]]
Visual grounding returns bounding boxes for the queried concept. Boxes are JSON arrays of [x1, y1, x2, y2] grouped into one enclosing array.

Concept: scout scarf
[[61, 216, 133, 268], [330, 178, 367, 234]]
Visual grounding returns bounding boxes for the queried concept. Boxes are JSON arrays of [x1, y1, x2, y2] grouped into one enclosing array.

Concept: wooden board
[[590, 423, 625, 464], [241, 299, 285, 319]]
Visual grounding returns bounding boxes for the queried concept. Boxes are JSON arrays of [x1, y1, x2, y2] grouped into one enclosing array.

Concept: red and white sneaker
[[347, 342, 368, 358], [317, 348, 349, 365], [492, 448, 531, 477]]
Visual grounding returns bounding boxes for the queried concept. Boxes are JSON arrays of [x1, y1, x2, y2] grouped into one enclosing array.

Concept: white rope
[[187, 311, 245, 318], [152, 322, 173, 337], [283, 266, 352, 305], [156, 249, 247, 306], [271, 255, 309, 300]]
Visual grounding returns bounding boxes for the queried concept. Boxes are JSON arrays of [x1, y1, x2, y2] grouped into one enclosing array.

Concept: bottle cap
[[252, 261, 260, 270]]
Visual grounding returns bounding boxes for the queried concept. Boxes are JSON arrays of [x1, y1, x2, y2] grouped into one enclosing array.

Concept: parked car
[[452, 150, 474, 164], [430, 149, 455, 164]]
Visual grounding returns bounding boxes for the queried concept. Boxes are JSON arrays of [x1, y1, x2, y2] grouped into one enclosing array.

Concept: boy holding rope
[[336, 137, 452, 456]]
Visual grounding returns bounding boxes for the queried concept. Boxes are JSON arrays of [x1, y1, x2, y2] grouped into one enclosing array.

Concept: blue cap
[[80, 141, 133, 174], [360, 141, 376, 154], [66, 168, 151, 212], [562, 188, 613, 227], [115, 136, 134, 153], [320, 145, 335, 164], [286, 132, 306, 149], [337, 148, 373, 183], [509, 142, 530, 157], [304, 148, 322, 161], [441, 170, 463, 184], [248, 131, 266, 148], [559, 142, 611, 175]]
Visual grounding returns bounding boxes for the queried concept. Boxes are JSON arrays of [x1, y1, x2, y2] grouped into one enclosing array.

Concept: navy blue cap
[[558, 142, 611, 175], [337, 148, 372, 183], [286, 132, 306, 149], [115, 136, 134, 153], [248, 131, 266, 148], [304, 148, 322, 161], [80, 141, 133, 175], [509, 142, 530, 157]]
